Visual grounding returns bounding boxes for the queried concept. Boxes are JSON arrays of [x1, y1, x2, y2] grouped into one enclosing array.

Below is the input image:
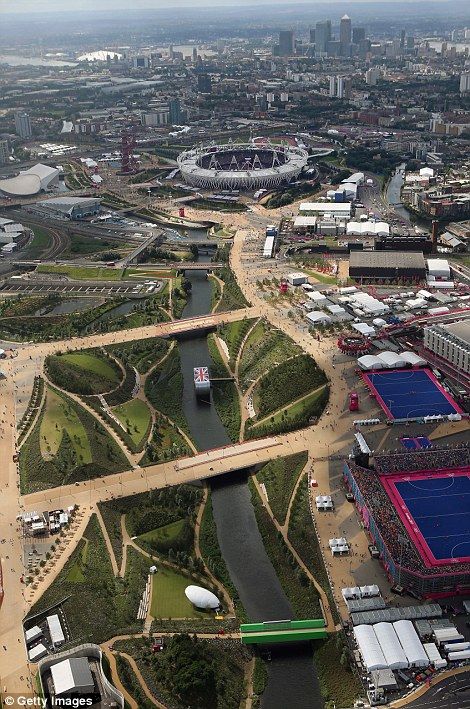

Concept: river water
[[178, 256, 322, 709], [385, 164, 412, 222]]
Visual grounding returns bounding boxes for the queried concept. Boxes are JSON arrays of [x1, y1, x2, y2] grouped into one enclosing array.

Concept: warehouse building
[[35, 196, 101, 220], [51, 658, 94, 696], [349, 252, 426, 284], [423, 320, 470, 375]]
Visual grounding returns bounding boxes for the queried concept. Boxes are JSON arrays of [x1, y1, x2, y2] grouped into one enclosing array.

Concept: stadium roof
[[0, 163, 59, 197], [350, 251, 426, 270]]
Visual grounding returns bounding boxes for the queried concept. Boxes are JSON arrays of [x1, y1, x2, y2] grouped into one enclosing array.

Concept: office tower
[[0, 139, 9, 165], [329, 76, 337, 97], [365, 68, 380, 86], [326, 41, 341, 58], [400, 29, 406, 48], [358, 39, 371, 58], [278, 30, 295, 57], [315, 20, 331, 54], [14, 111, 32, 139], [340, 15, 352, 46], [169, 98, 182, 124], [309, 28, 316, 44], [352, 27, 365, 44], [460, 73, 470, 94], [197, 73, 212, 93], [406, 36, 415, 50], [336, 77, 351, 99]]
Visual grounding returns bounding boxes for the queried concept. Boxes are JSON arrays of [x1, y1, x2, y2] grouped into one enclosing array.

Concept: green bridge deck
[[240, 619, 327, 645]]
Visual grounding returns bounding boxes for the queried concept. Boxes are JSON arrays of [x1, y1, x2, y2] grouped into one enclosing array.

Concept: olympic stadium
[[177, 142, 309, 190]]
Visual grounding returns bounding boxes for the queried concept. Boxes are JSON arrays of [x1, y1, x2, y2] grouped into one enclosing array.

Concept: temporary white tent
[[354, 624, 388, 672], [315, 495, 334, 510], [360, 585, 380, 597], [423, 643, 447, 669], [306, 311, 332, 326], [427, 259, 450, 279], [342, 587, 361, 600], [307, 291, 327, 302], [373, 623, 409, 670], [400, 351, 427, 367], [353, 322, 376, 337], [393, 620, 429, 668], [376, 352, 407, 368], [357, 355, 384, 371]]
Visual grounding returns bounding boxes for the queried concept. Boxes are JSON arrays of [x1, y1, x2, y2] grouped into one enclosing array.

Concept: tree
[[181, 278, 192, 295]]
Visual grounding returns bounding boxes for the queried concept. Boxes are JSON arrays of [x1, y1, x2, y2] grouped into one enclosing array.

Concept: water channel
[[385, 163, 412, 222], [178, 254, 322, 708]]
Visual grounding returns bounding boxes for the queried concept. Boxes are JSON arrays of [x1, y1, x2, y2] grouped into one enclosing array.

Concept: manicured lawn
[[303, 268, 337, 285], [61, 352, 120, 383], [40, 387, 92, 462], [137, 519, 185, 546], [23, 226, 53, 258], [112, 399, 152, 447], [150, 566, 206, 619], [36, 265, 124, 281], [126, 268, 174, 279]]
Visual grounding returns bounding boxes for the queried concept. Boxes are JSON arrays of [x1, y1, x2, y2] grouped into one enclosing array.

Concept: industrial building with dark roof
[[349, 251, 426, 284]]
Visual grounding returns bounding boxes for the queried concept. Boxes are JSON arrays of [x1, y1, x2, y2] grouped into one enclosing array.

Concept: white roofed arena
[[177, 141, 308, 190]]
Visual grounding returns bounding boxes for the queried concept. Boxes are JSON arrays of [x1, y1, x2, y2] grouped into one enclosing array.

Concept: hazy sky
[[1, 0, 453, 14]]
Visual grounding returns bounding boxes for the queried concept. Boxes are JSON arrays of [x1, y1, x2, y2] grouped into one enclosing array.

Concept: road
[[393, 669, 470, 709]]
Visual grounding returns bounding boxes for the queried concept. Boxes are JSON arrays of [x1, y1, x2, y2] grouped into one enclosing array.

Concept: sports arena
[[177, 142, 309, 190], [362, 368, 463, 421], [344, 445, 470, 598]]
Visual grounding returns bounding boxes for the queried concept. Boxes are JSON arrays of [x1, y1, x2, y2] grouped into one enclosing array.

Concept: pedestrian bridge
[[240, 619, 327, 645]]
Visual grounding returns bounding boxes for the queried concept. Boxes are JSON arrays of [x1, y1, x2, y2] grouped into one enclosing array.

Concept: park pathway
[[252, 474, 335, 631], [251, 383, 327, 430], [101, 646, 138, 709]]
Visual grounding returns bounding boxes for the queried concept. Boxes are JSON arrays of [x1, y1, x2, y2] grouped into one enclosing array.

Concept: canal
[[177, 254, 323, 709]]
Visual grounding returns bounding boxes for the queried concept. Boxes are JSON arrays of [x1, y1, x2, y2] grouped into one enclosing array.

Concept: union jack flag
[[194, 367, 209, 383]]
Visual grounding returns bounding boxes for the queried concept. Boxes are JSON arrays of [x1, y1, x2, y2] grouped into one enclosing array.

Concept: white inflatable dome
[[185, 585, 220, 610]]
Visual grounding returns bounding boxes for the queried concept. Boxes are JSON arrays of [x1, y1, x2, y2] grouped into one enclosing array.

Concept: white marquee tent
[[393, 620, 429, 668], [354, 625, 388, 672], [373, 622, 409, 670]]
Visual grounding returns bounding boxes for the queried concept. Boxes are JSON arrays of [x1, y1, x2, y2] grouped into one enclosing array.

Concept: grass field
[[150, 566, 206, 619], [137, 519, 185, 546], [40, 387, 92, 462], [36, 265, 124, 281], [23, 227, 53, 258], [61, 352, 120, 383], [112, 399, 152, 447]]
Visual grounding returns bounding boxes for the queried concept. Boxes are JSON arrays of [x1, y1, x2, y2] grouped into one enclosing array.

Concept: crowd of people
[[348, 462, 470, 580], [374, 444, 470, 475]]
